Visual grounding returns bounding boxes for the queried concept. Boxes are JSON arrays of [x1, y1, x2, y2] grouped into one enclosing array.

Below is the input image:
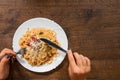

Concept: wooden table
[[0, 0, 120, 80]]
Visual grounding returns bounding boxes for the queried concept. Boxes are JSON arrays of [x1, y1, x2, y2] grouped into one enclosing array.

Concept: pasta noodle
[[19, 27, 59, 66]]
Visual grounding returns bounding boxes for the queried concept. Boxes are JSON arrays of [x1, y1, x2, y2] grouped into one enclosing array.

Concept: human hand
[[0, 48, 16, 80], [67, 50, 91, 80]]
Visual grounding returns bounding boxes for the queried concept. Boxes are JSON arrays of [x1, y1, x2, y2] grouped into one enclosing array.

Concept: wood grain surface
[[0, 0, 120, 80]]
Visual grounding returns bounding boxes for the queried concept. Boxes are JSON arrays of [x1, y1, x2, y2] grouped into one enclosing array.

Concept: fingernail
[[6, 54, 11, 59]]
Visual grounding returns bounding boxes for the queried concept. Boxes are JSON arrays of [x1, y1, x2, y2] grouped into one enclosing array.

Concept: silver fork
[[16, 48, 26, 54]]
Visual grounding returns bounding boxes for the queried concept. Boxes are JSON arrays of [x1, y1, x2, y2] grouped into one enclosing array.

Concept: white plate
[[12, 18, 68, 72]]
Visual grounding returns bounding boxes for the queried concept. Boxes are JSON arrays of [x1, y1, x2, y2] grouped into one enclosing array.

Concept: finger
[[82, 56, 88, 66], [84, 57, 91, 73], [67, 50, 76, 67], [81, 55, 86, 65], [0, 55, 10, 64], [74, 53, 86, 66], [73, 52, 82, 66], [1, 48, 16, 55], [84, 57, 91, 66], [11, 56, 16, 63], [0, 48, 16, 57]]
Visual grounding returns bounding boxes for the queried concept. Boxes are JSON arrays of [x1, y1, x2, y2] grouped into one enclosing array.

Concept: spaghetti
[[19, 28, 59, 66]]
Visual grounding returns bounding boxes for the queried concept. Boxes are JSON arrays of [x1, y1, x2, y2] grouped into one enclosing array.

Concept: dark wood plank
[[0, 0, 120, 80]]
